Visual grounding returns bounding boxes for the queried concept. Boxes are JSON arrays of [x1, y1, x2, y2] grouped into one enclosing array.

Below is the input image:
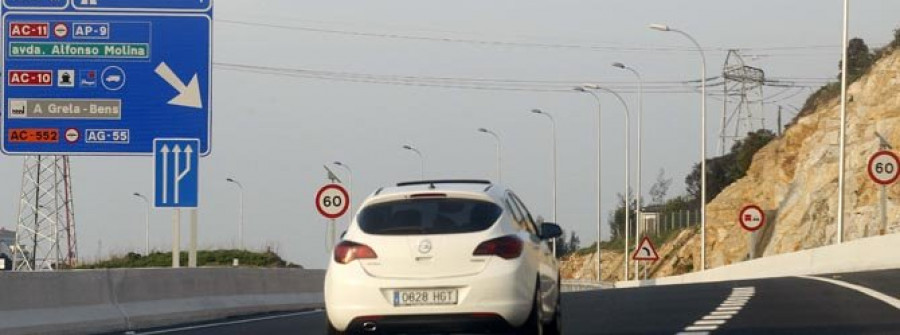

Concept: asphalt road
[[125, 269, 900, 335]]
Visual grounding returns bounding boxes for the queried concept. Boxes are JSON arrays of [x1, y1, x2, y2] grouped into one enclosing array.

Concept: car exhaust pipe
[[362, 321, 377, 332]]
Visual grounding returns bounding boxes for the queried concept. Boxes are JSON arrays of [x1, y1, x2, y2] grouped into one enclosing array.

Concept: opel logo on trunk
[[418, 239, 433, 254]]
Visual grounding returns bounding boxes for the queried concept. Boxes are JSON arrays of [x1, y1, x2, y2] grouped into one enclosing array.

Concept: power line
[[213, 62, 828, 94], [216, 19, 846, 54]]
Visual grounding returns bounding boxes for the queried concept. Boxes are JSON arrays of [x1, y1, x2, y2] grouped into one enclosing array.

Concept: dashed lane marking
[[676, 287, 755, 334]]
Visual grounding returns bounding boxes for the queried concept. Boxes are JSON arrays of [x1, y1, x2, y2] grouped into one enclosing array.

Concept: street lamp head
[[573, 86, 587, 92], [612, 62, 626, 69], [531, 109, 543, 114], [333, 161, 344, 166], [133, 192, 141, 197], [402, 145, 412, 150], [226, 178, 235, 183], [478, 128, 490, 133], [582, 84, 601, 90], [649, 23, 671, 32]]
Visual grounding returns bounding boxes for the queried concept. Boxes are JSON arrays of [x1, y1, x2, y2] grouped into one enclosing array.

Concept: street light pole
[[651, 23, 708, 271], [837, 0, 849, 244], [477, 128, 503, 183], [613, 62, 644, 279], [402, 145, 425, 180], [583, 86, 631, 281], [573, 87, 603, 282], [332, 161, 354, 220], [132, 192, 151, 255], [225, 178, 245, 249], [531, 109, 558, 258]]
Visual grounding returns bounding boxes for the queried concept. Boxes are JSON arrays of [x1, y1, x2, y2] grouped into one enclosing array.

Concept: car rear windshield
[[357, 198, 503, 235]]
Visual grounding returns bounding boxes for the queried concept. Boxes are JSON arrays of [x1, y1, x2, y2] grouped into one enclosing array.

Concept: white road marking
[[684, 325, 719, 331], [127, 310, 324, 335], [798, 275, 900, 310], [695, 320, 728, 325], [703, 314, 733, 320], [677, 287, 755, 334], [678, 331, 712, 334]]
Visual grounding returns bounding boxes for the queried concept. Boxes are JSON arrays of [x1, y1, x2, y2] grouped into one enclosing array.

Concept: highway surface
[[122, 269, 900, 335]]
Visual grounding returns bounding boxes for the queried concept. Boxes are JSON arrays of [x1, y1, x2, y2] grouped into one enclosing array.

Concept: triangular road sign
[[632, 236, 660, 261]]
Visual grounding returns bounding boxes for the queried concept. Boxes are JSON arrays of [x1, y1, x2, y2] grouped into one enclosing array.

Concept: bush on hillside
[[78, 249, 302, 269]]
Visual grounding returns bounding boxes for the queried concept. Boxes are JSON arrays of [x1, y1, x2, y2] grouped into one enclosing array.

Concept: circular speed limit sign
[[868, 151, 900, 185], [316, 184, 350, 219], [738, 205, 765, 232]]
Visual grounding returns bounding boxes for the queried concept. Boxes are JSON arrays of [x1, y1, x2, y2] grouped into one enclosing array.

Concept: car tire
[[518, 285, 544, 335], [543, 283, 562, 335]]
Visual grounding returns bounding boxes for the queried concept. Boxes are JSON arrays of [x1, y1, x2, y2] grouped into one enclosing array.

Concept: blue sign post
[[1, 0, 212, 155], [154, 138, 198, 208]]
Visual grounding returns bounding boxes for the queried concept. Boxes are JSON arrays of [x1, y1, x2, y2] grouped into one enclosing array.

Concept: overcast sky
[[2, 0, 899, 269]]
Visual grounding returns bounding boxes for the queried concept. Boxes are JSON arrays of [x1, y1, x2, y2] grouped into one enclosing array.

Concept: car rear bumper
[[345, 313, 513, 334], [324, 259, 535, 331]]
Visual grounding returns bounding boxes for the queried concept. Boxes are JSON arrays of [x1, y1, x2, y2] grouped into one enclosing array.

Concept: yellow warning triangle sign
[[631, 236, 660, 261]]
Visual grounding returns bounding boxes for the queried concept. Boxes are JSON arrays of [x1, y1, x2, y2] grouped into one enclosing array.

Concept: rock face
[[563, 49, 900, 280]]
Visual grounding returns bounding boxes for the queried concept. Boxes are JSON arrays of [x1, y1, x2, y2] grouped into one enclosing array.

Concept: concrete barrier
[[561, 280, 614, 292], [0, 268, 325, 335], [616, 233, 900, 288]]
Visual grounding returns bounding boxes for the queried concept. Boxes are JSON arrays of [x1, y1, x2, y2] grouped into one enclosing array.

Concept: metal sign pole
[[189, 209, 197, 268], [330, 219, 337, 251], [881, 185, 888, 236], [749, 231, 756, 260], [172, 209, 180, 268]]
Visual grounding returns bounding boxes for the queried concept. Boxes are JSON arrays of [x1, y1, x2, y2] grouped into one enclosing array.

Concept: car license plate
[[393, 289, 458, 306]]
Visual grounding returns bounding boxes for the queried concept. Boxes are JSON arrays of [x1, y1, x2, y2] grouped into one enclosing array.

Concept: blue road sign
[[154, 138, 198, 208], [1, 2, 212, 156]]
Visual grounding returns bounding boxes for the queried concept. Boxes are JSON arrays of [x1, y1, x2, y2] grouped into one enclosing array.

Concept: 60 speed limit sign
[[316, 184, 350, 219], [868, 151, 900, 185]]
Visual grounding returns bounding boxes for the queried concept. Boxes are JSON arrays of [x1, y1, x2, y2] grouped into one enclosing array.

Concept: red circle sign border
[[867, 151, 900, 186], [738, 205, 765, 232], [316, 184, 350, 219]]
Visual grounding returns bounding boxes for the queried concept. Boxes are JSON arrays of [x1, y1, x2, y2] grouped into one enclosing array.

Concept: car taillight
[[334, 241, 378, 264], [473, 235, 523, 259]]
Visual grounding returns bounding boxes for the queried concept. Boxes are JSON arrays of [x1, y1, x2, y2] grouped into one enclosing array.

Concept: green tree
[[649, 168, 673, 205], [567, 231, 581, 254], [608, 191, 637, 241], [840, 37, 873, 83], [685, 129, 775, 205]]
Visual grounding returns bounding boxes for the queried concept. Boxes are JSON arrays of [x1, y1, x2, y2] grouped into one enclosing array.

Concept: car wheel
[[543, 283, 562, 335], [518, 285, 544, 335]]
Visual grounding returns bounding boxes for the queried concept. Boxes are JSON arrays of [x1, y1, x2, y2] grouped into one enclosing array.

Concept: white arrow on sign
[[155, 62, 203, 109], [172, 144, 193, 204], [160, 144, 170, 204]]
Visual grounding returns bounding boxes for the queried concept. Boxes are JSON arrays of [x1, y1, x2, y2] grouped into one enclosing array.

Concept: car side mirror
[[539, 222, 563, 240]]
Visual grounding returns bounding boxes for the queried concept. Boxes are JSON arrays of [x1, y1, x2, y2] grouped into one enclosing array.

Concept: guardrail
[[0, 268, 325, 335], [616, 233, 900, 288], [561, 280, 614, 292]]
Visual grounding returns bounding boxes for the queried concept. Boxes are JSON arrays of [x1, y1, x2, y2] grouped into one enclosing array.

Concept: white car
[[325, 180, 562, 334]]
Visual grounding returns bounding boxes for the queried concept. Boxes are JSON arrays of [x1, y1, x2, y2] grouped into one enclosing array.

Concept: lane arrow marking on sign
[[160, 144, 170, 204], [155, 62, 202, 109]]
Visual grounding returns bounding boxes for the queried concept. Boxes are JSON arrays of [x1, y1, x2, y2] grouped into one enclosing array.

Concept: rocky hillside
[[563, 47, 900, 281]]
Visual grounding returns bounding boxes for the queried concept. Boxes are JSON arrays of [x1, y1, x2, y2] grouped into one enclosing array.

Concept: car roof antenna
[[429, 183, 436, 190]]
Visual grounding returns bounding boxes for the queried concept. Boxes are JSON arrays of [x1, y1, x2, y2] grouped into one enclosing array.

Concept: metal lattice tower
[[12, 156, 78, 271], [720, 50, 766, 154]]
